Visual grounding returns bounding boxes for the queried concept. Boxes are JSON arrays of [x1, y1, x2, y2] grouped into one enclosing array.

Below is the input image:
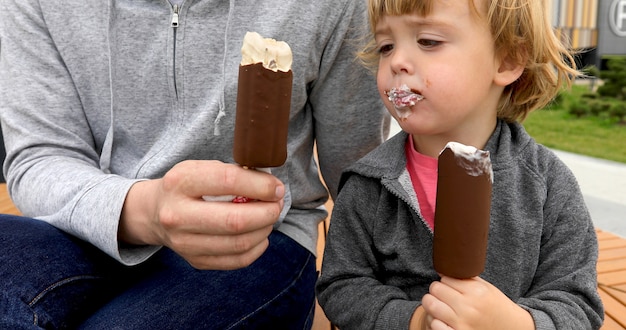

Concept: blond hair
[[360, 0, 579, 122]]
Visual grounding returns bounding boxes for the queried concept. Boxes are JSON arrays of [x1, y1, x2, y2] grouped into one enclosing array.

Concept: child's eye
[[417, 39, 441, 48], [378, 44, 394, 55]]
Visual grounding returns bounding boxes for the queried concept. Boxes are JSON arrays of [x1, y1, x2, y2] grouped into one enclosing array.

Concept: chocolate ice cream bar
[[432, 142, 493, 278], [233, 32, 292, 168]]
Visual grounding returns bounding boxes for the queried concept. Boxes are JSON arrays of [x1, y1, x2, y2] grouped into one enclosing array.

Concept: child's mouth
[[385, 84, 424, 121]]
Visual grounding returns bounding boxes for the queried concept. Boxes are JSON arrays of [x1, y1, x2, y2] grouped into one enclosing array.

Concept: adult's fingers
[[158, 198, 283, 236], [164, 160, 284, 202], [170, 226, 274, 270]]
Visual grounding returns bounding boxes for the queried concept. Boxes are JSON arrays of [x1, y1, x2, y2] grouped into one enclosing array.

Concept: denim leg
[[1, 214, 317, 329], [0, 215, 132, 329], [79, 231, 317, 330]]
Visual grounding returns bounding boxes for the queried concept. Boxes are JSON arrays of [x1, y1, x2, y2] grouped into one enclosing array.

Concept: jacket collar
[[340, 119, 533, 191]]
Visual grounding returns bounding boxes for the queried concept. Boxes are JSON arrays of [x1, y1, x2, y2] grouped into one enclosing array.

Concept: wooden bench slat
[[0, 184, 20, 215], [598, 247, 626, 262], [598, 258, 626, 274], [603, 314, 626, 330], [599, 270, 626, 286], [600, 239, 626, 251], [312, 301, 332, 330], [602, 286, 626, 306], [312, 203, 333, 330], [599, 287, 626, 328], [597, 230, 623, 241]]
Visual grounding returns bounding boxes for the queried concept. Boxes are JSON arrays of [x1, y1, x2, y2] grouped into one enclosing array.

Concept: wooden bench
[[0, 184, 623, 329], [0, 183, 20, 215], [313, 200, 334, 330], [597, 229, 626, 329]]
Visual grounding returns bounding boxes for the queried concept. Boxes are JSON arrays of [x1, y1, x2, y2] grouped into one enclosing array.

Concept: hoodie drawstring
[[100, 0, 116, 174], [213, 0, 235, 136]]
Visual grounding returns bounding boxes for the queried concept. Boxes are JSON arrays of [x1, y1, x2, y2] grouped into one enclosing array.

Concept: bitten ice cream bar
[[233, 31, 293, 168], [432, 142, 493, 278]]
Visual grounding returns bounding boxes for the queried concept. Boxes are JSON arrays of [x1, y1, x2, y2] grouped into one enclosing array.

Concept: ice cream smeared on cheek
[[384, 84, 424, 120]]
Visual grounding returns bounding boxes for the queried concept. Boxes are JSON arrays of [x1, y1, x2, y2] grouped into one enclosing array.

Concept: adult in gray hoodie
[[0, 0, 388, 328]]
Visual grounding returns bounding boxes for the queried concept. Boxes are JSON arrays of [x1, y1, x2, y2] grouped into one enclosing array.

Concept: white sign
[[609, 0, 626, 37]]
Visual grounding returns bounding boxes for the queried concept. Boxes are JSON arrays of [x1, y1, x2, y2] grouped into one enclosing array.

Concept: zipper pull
[[171, 5, 180, 28]]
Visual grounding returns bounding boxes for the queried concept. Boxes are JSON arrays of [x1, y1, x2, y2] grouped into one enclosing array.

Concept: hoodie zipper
[[171, 5, 180, 27], [171, 4, 180, 99], [383, 175, 435, 235]]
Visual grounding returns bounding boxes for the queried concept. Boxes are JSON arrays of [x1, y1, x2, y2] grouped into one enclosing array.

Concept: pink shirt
[[405, 137, 438, 230]]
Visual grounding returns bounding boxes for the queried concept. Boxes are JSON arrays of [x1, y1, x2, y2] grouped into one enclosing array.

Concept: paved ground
[[389, 121, 626, 238], [552, 150, 626, 238]]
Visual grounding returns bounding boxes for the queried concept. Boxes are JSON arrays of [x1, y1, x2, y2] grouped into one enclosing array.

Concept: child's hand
[[420, 276, 534, 330]]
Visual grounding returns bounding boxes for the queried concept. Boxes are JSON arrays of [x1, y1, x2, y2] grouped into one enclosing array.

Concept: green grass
[[522, 85, 626, 164]]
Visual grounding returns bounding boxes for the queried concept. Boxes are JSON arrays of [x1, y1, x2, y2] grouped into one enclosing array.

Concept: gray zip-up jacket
[[316, 121, 603, 329], [0, 0, 388, 264]]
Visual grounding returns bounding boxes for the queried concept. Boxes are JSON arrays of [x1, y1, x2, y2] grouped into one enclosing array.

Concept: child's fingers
[[421, 292, 455, 325]]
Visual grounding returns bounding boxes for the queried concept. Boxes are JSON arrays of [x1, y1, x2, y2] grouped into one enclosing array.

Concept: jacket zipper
[[383, 177, 434, 235], [171, 5, 180, 27], [171, 4, 180, 99]]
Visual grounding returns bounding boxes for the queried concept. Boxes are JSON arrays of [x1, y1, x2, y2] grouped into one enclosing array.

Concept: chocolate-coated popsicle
[[233, 32, 292, 168], [432, 142, 493, 278]]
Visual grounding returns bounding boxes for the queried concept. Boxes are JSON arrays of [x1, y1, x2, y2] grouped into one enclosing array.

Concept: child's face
[[375, 0, 505, 145]]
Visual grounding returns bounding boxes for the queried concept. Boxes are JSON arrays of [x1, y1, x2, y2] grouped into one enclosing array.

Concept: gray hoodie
[[316, 121, 603, 329], [0, 0, 388, 265]]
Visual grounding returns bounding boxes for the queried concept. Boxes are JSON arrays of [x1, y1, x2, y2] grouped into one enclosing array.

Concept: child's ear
[[494, 50, 526, 87]]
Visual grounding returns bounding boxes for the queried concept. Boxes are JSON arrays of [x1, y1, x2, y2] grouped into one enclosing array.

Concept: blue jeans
[[0, 215, 317, 329]]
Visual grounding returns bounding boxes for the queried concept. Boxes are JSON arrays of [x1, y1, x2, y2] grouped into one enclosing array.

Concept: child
[[315, 0, 604, 329]]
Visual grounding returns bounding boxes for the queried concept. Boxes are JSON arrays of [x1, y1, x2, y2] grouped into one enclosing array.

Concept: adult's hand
[[119, 160, 285, 270]]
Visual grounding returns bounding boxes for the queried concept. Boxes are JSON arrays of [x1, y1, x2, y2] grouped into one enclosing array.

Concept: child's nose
[[389, 46, 414, 75]]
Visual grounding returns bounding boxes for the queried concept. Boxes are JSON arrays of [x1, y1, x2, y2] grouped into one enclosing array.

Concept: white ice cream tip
[[442, 142, 493, 182], [240, 31, 292, 72]]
